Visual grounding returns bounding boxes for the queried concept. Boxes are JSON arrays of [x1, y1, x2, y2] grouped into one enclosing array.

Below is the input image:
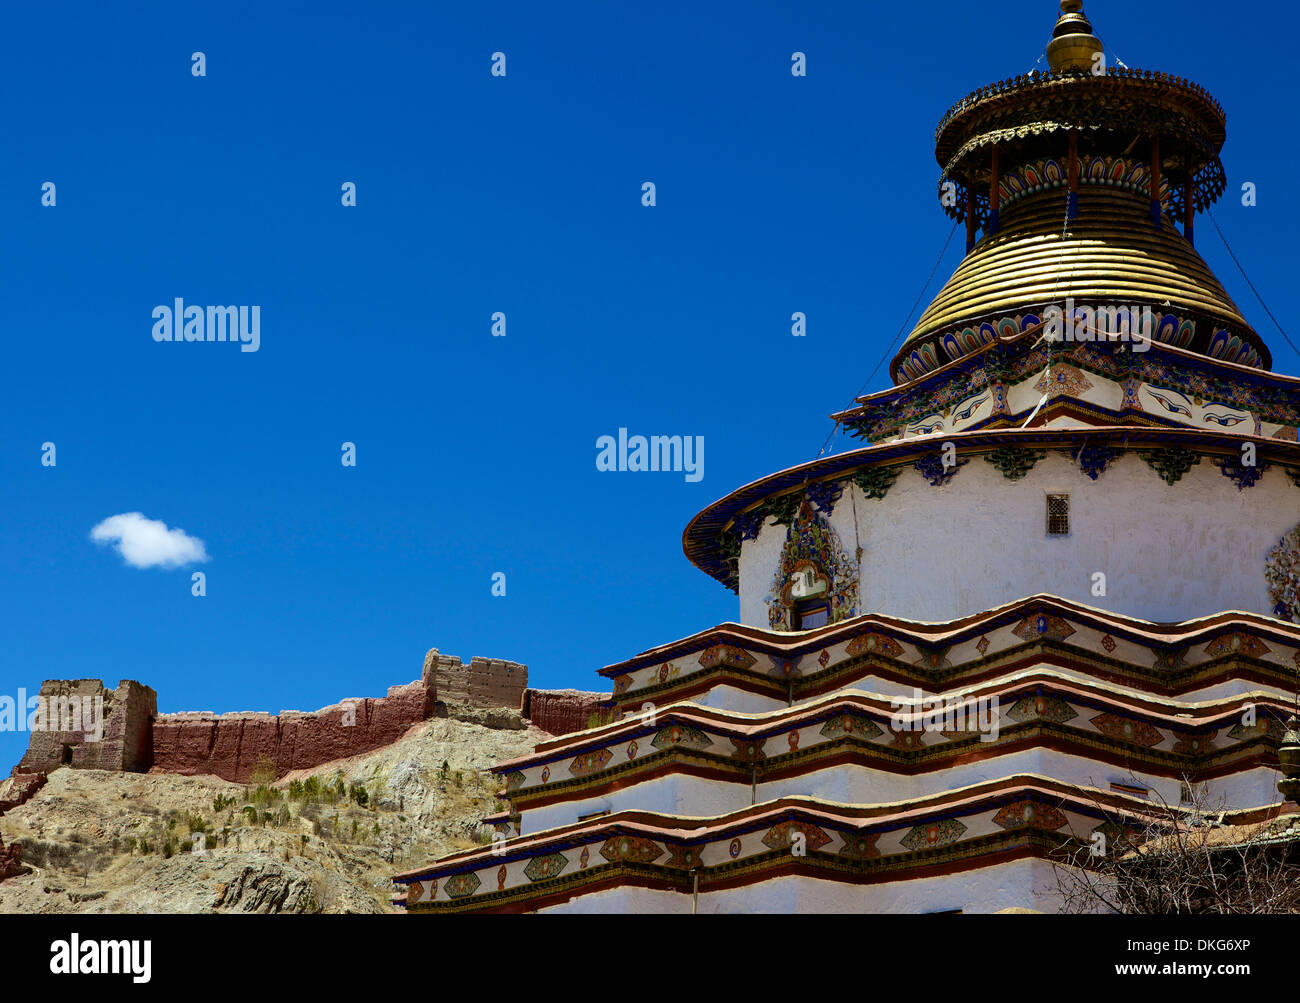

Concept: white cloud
[[90, 512, 210, 569]]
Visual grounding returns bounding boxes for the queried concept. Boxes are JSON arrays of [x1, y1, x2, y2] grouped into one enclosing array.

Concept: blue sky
[[2, 0, 1296, 772]]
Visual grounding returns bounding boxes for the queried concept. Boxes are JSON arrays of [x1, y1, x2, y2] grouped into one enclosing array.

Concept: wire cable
[[1207, 207, 1299, 362], [815, 219, 961, 459]]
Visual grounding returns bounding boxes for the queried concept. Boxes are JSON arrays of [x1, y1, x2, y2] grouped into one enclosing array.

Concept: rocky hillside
[[0, 705, 543, 914]]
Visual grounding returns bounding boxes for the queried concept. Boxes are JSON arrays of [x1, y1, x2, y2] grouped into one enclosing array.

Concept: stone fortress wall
[[7, 648, 610, 786]]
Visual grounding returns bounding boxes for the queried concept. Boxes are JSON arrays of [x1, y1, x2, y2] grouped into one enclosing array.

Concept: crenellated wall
[[10, 649, 607, 783], [150, 679, 437, 783]]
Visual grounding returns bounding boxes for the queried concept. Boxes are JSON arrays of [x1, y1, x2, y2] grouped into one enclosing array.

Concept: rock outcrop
[[0, 841, 29, 881], [0, 773, 48, 816]]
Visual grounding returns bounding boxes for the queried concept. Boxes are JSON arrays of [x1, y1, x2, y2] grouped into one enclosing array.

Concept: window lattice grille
[[1047, 494, 1070, 536]]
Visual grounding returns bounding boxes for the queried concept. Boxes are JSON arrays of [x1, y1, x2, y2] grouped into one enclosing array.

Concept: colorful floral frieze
[[697, 644, 757, 671], [650, 723, 712, 751], [1204, 633, 1272, 659], [443, 872, 482, 899], [1090, 713, 1163, 748], [568, 748, 613, 778], [998, 154, 1164, 212], [1012, 614, 1077, 643], [1006, 695, 1078, 725], [599, 835, 664, 865], [761, 820, 833, 853], [900, 818, 968, 851], [819, 713, 885, 741], [846, 632, 905, 658], [1267, 525, 1300, 622], [523, 852, 569, 882], [992, 801, 1068, 832]]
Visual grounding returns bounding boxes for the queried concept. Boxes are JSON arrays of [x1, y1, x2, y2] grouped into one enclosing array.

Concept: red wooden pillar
[[989, 146, 1001, 235], [1067, 130, 1080, 219], [1149, 136, 1163, 224], [965, 184, 978, 253]]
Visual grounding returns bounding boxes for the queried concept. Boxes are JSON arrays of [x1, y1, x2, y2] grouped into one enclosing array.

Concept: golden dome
[[892, 186, 1269, 382]]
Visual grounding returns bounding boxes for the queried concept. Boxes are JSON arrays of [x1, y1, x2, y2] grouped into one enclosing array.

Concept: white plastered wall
[[540, 858, 1067, 914], [740, 454, 1298, 628]]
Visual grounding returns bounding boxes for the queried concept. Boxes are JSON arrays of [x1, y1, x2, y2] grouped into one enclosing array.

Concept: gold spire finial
[[1047, 0, 1104, 73]]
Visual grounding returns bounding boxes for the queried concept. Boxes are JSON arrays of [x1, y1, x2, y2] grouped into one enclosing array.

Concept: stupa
[[394, 2, 1300, 913]]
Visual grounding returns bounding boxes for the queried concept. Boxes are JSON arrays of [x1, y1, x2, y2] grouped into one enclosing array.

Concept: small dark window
[[1046, 494, 1070, 536], [61, 744, 76, 765], [794, 600, 830, 630]]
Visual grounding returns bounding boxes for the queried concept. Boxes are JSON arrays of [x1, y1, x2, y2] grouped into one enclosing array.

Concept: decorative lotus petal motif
[[568, 748, 613, 777], [730, 737, 767, 762], [838, 832, 881, 860], [698, 644, 756, 670], [819, 713, 885, 741], [761, 820, 832, 852], [1090, 712, 1163, 748], [1006, 695, 1077, 724], [992, 801, 1067, 831], [599, 835, 663, 865], [443, 871, 481, 899], [900, 818, 968, 851], [1204, 632, 1272, 659], [650, 723, 711, 751], [1012, 614, 1077, 643], [846, 632, 904, 658], [523, 852, 569, 882]]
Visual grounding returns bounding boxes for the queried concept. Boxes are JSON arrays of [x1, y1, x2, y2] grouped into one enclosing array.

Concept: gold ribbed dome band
[[892, 187, 1268, 382]]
